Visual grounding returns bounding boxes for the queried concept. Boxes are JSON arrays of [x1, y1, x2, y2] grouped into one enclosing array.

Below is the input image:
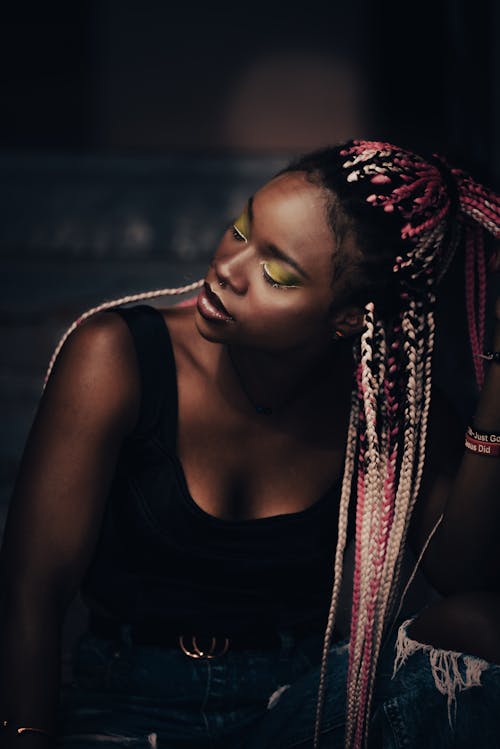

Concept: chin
[[194, 314, 233, 344]]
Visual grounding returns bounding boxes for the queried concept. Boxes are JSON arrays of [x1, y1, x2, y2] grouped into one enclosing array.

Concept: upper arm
[[0, 311, 140, 612], [407, 386, 464, 563]]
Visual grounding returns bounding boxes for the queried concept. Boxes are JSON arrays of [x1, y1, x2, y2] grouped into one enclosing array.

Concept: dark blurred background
[[1, 0, 499, 529]]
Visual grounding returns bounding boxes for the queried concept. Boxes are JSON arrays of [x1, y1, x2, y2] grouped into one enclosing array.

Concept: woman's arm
[[408, 299, 500, 595], [0, 312, 140, 748]]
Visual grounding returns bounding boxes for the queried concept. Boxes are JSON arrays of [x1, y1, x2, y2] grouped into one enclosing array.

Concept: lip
[[196, 282, 235, 322]]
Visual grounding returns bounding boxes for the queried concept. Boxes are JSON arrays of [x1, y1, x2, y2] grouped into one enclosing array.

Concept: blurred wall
[[1, 0, 499, 517], [1, 1, 499, 174]]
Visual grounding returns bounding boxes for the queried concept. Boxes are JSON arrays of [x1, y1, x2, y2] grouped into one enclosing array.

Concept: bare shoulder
[[64, 308, 136, 350], [52, 310, 139, 382], [43, 310, 141, 435]]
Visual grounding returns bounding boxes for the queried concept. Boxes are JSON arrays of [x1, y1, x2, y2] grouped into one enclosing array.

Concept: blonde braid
[[335, 141, 477, 748], [43, 280, 203, 389], [345, 306, 387, 747], [285, 140, 499, 748], [381, 306, 421, 613], [313, 373, 360, 749], [376, 306, 435, 664]]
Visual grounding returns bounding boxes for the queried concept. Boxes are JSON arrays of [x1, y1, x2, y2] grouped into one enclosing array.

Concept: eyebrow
[[247, 196, 310, 280]]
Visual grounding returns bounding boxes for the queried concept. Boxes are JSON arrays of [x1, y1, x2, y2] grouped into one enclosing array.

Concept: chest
[[176, 388, 349, 521]]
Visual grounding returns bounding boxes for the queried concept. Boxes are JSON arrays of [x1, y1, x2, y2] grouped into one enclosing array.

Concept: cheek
[[247, 297, 331, 345], [254, 286, 331, 322]]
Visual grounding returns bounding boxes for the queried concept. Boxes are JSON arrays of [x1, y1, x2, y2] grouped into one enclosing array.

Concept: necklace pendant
[[255, 404, 273, 416]]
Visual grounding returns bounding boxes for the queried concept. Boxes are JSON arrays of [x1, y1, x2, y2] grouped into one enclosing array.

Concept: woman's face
[[195, 171, 346, 353]]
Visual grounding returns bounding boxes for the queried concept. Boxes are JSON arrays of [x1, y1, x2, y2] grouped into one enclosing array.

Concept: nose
[[214, 246, 250, 295]]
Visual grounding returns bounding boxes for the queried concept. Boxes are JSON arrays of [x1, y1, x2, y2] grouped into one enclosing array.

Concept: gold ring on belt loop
[[178, 634, 230, 659]]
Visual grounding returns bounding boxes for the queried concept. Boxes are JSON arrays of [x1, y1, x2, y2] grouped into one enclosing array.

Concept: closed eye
[[262, 261, 301, 288], [231, 207, 250, 242], [232, 224, 247, 242]]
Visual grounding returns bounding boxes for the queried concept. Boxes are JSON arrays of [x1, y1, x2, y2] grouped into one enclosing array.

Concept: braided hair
[[281, 140, 500, 749], [42, 280, 203, 388], [43, 140, 500, 749]]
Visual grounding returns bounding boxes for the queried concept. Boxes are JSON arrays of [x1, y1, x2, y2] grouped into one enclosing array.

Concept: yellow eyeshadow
[[263, 260, 301, 286], [233, 208, 250, 240]]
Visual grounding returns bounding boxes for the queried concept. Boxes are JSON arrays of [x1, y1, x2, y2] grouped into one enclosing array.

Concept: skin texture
[[164, 172, 500, 662], [0, 171, 499, 748], [163, 173, 365, 522], [196, 172, 363, 351]]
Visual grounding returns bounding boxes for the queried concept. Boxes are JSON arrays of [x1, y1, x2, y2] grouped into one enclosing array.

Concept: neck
[[225, 340, 352, 416]]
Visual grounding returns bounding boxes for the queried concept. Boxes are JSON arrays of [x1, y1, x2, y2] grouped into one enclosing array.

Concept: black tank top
[[80, 304, 352, 635]]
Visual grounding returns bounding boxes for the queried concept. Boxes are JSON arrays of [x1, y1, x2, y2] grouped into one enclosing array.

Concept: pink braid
[[476, 227, 487, 385], [464, 225, 486, 388], [317, 140, 499, 749]]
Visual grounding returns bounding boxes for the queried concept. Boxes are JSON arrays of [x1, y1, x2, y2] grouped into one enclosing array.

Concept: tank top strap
[[107, 304, 178, 447]]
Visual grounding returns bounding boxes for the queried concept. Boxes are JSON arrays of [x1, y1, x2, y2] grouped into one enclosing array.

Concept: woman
[[1, 140, 499, 749]]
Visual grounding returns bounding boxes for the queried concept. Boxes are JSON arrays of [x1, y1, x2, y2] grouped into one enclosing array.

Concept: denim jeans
[[56, 618, 500, 749]]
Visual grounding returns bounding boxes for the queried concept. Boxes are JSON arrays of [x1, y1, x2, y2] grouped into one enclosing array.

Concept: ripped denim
[[56, 616, 500, 749], [368, 618, 500, 749]]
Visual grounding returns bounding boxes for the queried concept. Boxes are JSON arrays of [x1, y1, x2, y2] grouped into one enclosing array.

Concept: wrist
[[465, 427, 500, 457]]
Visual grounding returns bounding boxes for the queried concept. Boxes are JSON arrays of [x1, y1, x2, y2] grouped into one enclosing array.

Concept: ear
[[330, 306, 365, 338]]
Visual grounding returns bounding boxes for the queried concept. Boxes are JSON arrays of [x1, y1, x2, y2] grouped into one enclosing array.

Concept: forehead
[[252, 172, 335, 269]]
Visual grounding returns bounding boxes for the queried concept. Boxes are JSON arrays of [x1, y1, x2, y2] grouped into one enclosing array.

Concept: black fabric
[[109, 304, 178, 442], [80, 304, 351, 636], [88, 611, 283, 650]]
